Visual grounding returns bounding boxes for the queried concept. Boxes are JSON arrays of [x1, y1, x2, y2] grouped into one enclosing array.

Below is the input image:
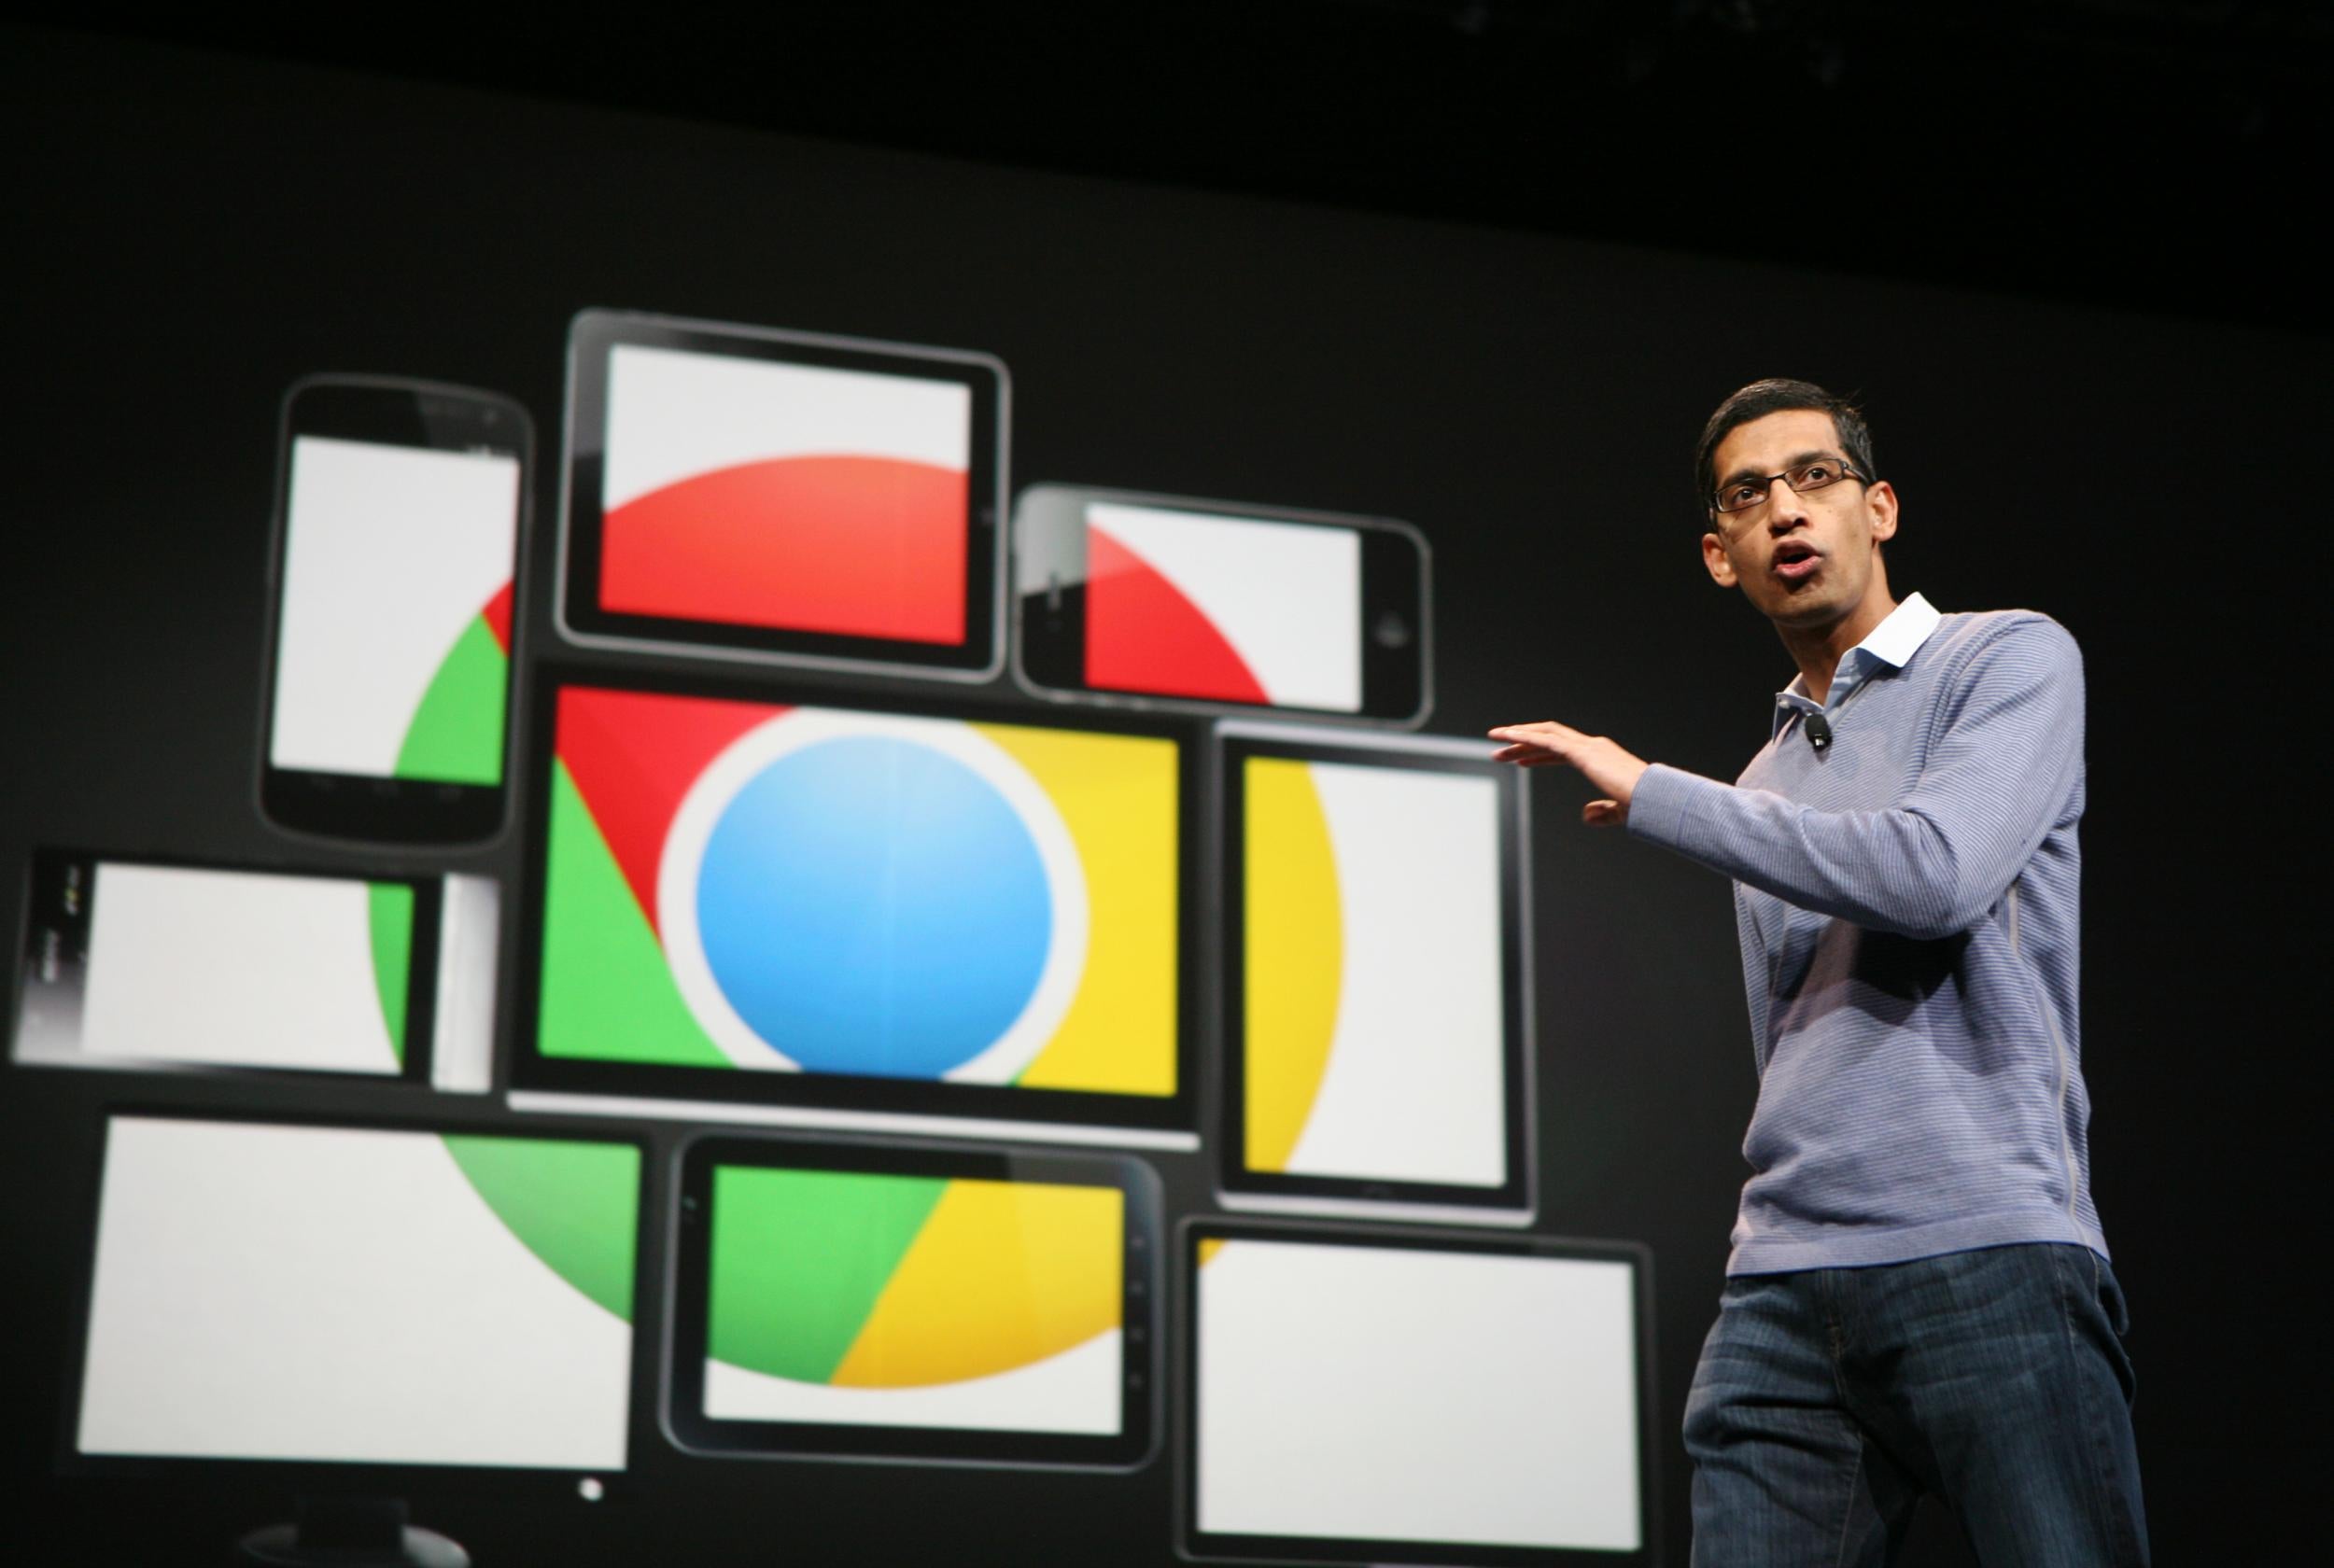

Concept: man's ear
[[1867, 480, 1900, 544], [1702, 529, 1738, 588]]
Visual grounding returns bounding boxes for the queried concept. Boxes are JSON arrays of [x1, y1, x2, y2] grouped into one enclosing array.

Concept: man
[[1489, 380, 2146, 1566]]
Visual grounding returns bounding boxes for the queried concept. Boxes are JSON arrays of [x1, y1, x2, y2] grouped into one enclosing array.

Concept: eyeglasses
[[1710, 456, 1866, 517]]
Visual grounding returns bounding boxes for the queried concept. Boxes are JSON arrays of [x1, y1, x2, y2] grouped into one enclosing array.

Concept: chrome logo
[[536, 685, 1179, 1096], [706, 1166, 1122, 1423], [659, 709, 1089, 1082]]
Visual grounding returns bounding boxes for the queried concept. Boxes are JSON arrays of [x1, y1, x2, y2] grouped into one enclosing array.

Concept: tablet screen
[[1188, 1228, 1648, 1561], [521, 677, 1190, 1129], [1082, 501, 1361, 710], [670, 1139, 1156, 1466], [562, 313, 1005, 678], [1219, 732, 1530, 1216], [74, 1115, 640, 1472]]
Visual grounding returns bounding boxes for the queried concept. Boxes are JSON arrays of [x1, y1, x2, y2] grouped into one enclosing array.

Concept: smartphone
[[1013, 484, 1429, 726], [259, 374, 530, 845], [11, 848, 443, 1079]]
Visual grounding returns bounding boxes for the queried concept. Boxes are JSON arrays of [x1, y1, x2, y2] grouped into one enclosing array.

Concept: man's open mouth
[[1773, 541, 1821, 582]]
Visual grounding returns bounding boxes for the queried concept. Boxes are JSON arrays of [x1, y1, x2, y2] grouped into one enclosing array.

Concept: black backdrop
[[5, 25, 2326, 1565]]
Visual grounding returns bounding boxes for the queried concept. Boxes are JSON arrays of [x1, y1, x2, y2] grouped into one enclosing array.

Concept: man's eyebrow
[[1716, 449, 1842, 489]]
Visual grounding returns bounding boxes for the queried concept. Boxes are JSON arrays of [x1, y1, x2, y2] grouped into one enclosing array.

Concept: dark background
[[5, 14, 2326, 1564]]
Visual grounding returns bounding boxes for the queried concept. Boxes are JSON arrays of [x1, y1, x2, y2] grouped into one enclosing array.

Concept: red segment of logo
[[483, 581, 513, 655], [600, 455, 968, 645], [1083, 524, 1267, 705], [555, 687, 787, 931]]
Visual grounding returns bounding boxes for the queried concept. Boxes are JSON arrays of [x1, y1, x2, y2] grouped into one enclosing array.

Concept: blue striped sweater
[[1627, 602, 2105, 1274]]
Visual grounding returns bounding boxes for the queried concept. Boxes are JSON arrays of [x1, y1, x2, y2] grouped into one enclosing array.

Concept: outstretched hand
[[1486, 721, 1650, 827]]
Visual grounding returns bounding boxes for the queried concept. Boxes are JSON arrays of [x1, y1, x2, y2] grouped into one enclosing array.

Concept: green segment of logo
[[709, 1166, 947, 1382], [441, 1135, 641, 1322], [539, 760, 730, 1067], [395, 610, 506, 786], [367, 881, 414, 1065]]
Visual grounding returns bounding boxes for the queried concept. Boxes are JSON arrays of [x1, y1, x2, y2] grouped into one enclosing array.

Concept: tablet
[[10, 849, 460, 1083], [1214, 724, 1533, 1222], [667, 1134, 1159, 1468], [514, 669, 1199, 1134], [66, 1112, 643, 1476], [1182, 1220, 1655, 1564], [557, 310, 1006, 679]]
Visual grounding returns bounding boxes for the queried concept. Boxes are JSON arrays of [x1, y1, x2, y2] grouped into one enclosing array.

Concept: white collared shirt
[[1770, 592, 1943, 741]]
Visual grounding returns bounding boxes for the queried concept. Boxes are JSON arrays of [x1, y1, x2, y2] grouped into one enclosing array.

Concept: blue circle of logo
[[694, 734, 1053, 1079]]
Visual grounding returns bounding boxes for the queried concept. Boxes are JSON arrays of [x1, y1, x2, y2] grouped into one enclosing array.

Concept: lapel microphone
[[1805, 712, 1834, 752]]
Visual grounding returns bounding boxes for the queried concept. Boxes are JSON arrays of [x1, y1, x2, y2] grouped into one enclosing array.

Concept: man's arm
[[1490, 618, 2085, 941]]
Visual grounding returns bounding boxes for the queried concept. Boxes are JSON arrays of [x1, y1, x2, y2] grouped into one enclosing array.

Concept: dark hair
[[1694, 379, 1877, 513]]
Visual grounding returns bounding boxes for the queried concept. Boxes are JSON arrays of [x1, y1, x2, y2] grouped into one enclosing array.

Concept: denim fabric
[[1684, 1243, 2147, 1567]]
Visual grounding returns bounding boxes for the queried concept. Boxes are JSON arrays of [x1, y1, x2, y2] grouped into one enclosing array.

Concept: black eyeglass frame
[[1708, 456, 1871, 519]]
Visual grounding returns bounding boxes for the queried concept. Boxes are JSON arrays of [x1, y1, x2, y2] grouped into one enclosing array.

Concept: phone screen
[[271, 433, 519, 785], [1015, 487, 1427, 724], [1084, 501, 1363, 709], [12, 851, 436, 1077]]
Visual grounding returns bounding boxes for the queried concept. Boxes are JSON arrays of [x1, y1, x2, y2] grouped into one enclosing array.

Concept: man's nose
[[1765, 478, 1811, 528]]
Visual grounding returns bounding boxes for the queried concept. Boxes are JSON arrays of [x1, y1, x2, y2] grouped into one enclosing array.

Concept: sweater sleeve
[[1625, 617, 2085, 941]]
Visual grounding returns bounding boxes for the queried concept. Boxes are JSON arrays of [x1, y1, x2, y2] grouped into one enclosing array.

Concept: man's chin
[[1762, 588, 1849, 631]]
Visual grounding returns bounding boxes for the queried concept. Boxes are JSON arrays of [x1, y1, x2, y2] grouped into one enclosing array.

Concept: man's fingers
[[1582, 799, 1625, 827], [1488, 721, 1581, 764]]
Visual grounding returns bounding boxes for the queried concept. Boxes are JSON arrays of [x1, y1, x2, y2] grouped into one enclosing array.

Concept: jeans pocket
[[2086, 1253, 2139, 1407], [2094, 1253, 2131, 1337]]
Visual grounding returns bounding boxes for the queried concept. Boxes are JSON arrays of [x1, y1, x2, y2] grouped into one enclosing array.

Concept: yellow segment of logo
[[830, 1179, 1124, 1388], [976, 722, 1180, 1097], [1242, 757, 1343, 1172]]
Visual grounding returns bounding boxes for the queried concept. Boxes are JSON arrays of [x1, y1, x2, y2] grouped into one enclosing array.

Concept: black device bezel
[[1011, 483, 1431, 727], [556, 309, 1008, 679], [257, 374, 531, 847], [511, 664, 1203, 1134], [9, 847, 443, 1084], [1175, 1217, 1659, 1567], [1213, 730, 1534, 1218], [666, 1131, 1160, 1469], [55, 1105, 652, 1498]]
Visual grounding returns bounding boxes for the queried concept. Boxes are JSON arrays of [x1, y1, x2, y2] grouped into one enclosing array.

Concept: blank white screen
[[82, 862, 401, 1073], [77, 1118, 633, 1469], [1195, 1239, 1641, 1552], [271, 435, 515, 778]]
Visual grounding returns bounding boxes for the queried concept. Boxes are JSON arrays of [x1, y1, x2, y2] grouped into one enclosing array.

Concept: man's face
[[1700, 409, 1898, 632]]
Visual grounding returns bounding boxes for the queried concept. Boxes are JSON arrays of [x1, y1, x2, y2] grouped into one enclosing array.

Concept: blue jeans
[[1683, 1242, 2147, 1567]]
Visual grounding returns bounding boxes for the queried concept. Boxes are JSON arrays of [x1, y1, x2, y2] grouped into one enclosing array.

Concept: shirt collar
[[1771, 592, 1943, 738]]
